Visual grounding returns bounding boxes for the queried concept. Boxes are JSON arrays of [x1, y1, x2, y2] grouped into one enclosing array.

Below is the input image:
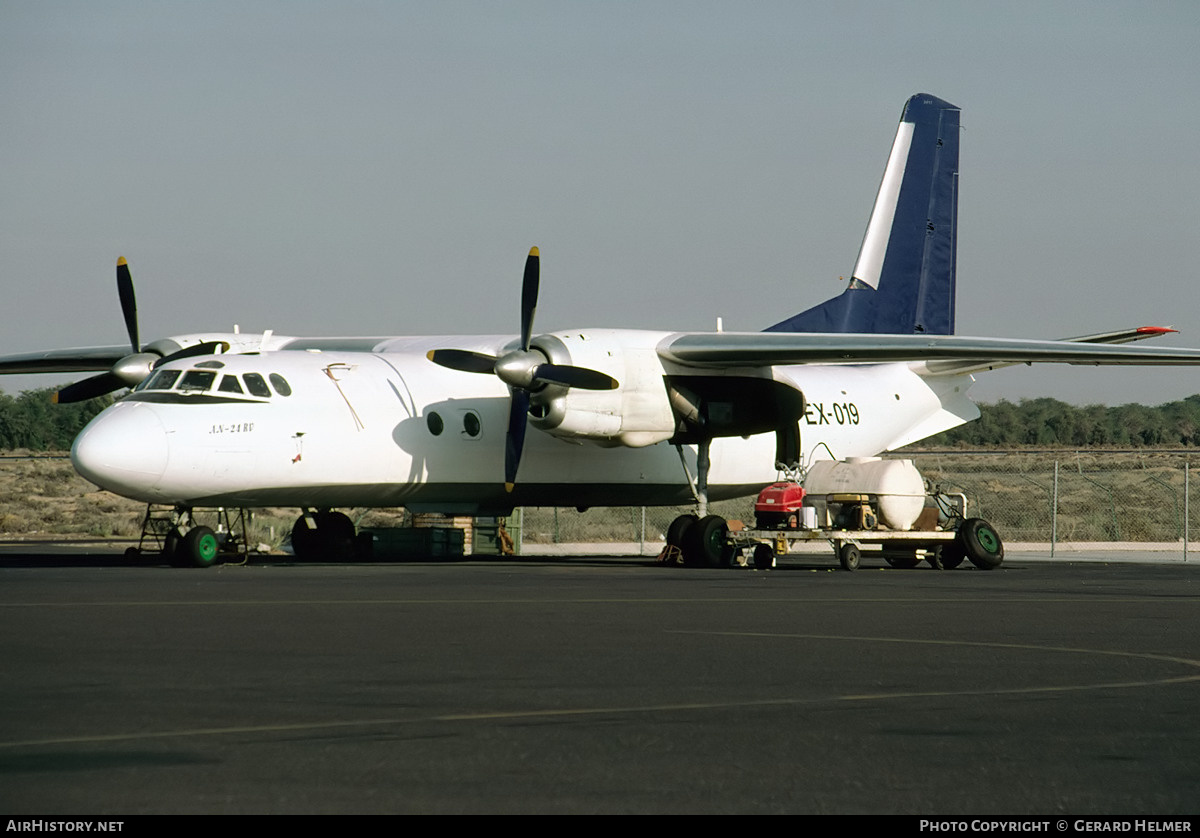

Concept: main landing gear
[[665, 512, 735, 567], [663, 438, 736, 567], [288, 510, 364, 561], [664, 422, 805, 568]]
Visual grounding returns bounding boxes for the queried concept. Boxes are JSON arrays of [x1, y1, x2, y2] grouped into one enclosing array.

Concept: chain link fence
[[7, 450, 1194, 555], [515, 451, 1199, 553]]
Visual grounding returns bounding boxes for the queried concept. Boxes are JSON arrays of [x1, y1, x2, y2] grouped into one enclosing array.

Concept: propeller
[[54, 258, 227, 404], [426, 247, 619, 491]]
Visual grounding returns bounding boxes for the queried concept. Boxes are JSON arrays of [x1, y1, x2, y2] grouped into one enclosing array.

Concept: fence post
[[1186, 460, 1190, 563], [513, 507, 523, 555], [640, 506, 646, 555], [1051, 460, 1058, 558]]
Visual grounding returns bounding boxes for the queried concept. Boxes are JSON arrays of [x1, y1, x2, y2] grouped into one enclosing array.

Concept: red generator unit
[[754, 482, 807, 530]]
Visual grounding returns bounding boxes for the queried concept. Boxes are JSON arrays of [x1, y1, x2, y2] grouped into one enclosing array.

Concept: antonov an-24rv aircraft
[[5, 93, 1200, 567]]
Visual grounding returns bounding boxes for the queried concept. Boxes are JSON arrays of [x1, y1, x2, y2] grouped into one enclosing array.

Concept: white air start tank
[[803, 457, 926, 531]]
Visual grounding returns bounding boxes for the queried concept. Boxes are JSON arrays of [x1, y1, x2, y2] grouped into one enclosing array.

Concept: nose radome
[[71, 402, 169, 499]]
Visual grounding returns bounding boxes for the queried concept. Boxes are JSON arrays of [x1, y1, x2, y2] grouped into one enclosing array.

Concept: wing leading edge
[[657, 330, 1200, 369], [0, 346, 132, 375]]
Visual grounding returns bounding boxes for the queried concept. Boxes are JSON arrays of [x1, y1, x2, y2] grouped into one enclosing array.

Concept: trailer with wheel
[[732, 512, 1004, 572], [661, 457, 1005, 571]]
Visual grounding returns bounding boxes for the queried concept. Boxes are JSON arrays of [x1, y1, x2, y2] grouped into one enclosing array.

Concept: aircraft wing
[[0, 345, 131, 375], [918, 326, 1183, 376], [656, 330, 1200, 370]]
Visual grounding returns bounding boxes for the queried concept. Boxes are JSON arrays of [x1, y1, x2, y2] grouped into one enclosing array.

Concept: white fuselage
[[69, 329, 977, 512]]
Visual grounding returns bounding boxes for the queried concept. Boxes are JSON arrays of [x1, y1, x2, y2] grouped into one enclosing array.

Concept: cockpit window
[[218, 375, 244, 394], [178, 370, 217, 392], [141, 369, 181, 391], [242, 373, 272, 398], [269, 373, 292, 397]]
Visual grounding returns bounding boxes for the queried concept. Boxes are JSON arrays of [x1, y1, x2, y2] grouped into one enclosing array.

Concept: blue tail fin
[[767, 93, 960, 335]]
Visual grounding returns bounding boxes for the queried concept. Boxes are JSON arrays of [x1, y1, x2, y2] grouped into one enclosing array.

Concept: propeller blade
[[433, 246, 613, 490], [152, 341, 230, 368], [519, 246, 539, 352], [426, 349, 499, 374], [116, 257, 139, 353], [54, 372, 125, 404], [504, 388, 530, 492], [533, 364, 619, 390]]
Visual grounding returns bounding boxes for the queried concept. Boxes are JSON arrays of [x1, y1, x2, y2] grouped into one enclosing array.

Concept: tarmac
[[1, 540, 1199, 815], [519, 540, 1200, 564]]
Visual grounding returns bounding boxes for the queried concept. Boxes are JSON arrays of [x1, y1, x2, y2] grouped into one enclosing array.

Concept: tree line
[[0, 388, 112, 450], [921, 394, 1200, 448], [2, 386, 1200, 451]]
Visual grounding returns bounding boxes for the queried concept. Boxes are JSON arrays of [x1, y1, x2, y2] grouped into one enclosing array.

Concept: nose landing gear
[[127, 505, 250, 567]]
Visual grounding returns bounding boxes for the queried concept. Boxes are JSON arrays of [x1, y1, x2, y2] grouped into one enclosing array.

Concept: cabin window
[[141, 369, 181, 391], [462, 411, 481, 438], [243, 373, 272, 398], [196, 360, 225, 369], [426, 412, 444, 436], [218, 375, 244, 394], [179, 370, 217, 392], [269, 373, 292, 397]]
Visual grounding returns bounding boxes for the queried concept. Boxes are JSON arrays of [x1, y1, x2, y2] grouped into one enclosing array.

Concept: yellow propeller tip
[[50, 392, 59, 404], [505, 482, 515, 493], [528, 246, 539, 257], [117, 256, 127, 266]]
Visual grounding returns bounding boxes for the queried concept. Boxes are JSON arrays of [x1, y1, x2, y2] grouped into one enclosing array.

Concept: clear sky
[[3, 1, 1198, 405]]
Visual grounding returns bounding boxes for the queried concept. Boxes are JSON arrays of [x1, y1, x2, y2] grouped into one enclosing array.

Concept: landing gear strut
[[666, 439, 734, 567]]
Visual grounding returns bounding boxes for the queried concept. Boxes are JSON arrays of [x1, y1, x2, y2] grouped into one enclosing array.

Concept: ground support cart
[[728, 510, 1004, 572]]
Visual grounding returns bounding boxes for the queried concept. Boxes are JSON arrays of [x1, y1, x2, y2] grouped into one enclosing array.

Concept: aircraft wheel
[[164, 528, 188, 567], [837, 542, 861, 572], [181, 525, 221, 569], [752, 542, 775, 570], [960, 518, 1004, 569], [684, 515, 731, 567], [317, 511, 357, 561], [666, 514, 698, 550], [291, 515, 319, 561]]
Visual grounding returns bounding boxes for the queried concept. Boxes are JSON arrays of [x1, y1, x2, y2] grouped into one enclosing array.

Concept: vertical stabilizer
[[768, 93, 960, 335]]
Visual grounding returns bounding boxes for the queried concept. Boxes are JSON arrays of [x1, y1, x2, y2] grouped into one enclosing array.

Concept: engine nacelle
[[522, 329, 808, 451], [527, 331, 677, 448]]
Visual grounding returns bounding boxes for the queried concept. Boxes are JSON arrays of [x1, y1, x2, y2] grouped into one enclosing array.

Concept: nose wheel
[[176, 526, 220, 568]]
